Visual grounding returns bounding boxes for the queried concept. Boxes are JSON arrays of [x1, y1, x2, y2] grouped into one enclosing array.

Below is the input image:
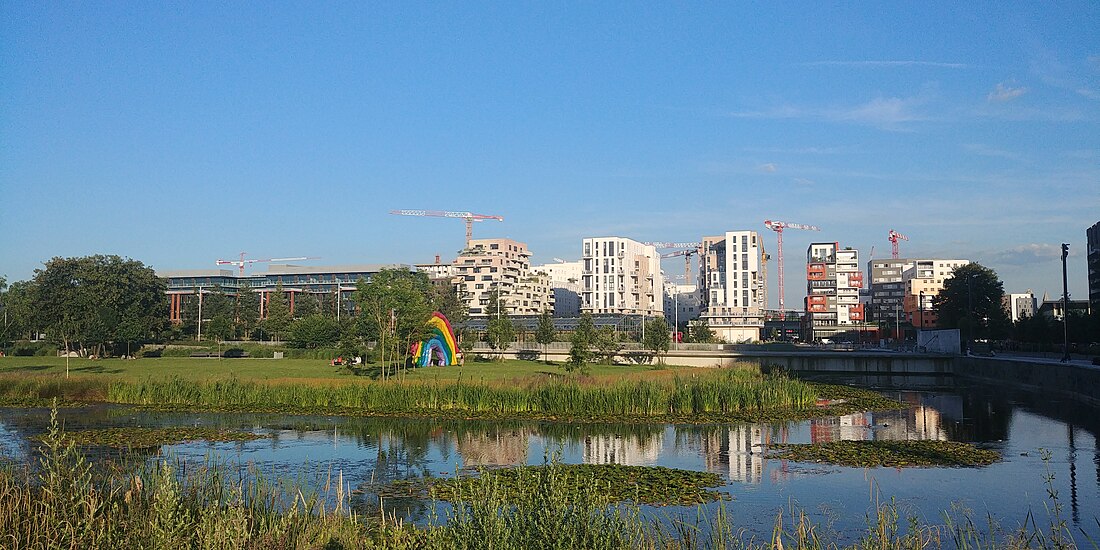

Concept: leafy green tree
[[593, 326, 621, 364], [567, 313, 596, 372], [686, 320, 717, 343], [263, 282, 291, 342], [289, 314, 341, 349], [206, 315, 233, 342], [484, 287, 506, 318], [5, 280, 36, 342], [236, 283, 260, 339], [486, 317, 517, 361], [31, 255, 167, 357], [292, 292, 320, 319], [642, 317, 671, 363], [431, 282, 468, 325], [354, 269, 433, 380], [535, 309, 556, 363], [933, 263, 1011, 344]]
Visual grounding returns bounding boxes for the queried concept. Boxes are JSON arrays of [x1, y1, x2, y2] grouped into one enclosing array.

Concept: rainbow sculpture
[[412, 312, 460, 367]]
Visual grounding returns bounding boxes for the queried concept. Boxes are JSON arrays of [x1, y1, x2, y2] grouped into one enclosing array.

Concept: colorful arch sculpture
[[412, 312, 460, 366]]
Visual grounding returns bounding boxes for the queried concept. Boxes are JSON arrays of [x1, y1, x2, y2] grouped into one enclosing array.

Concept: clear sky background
[[2, 2, 1098, 306]]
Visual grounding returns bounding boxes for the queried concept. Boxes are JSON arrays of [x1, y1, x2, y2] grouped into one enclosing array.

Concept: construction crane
[[390, 210, 504, 249], [763, 219, 821, 318], [644, 241, 701, 249], [661, 249, 699, 283], [216, 253, 320, 276], [888, 229, 909, 259]]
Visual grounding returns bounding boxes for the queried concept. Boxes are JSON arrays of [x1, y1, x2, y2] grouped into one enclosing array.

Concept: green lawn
[[0, 356, 690, 384]]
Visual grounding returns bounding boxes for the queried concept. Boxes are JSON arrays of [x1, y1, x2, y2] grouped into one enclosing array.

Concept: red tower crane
[[888, 230, 909, 259], [390, 210, 504, 249], [216, 253, 320, 276], [763, 220, 821, 318]]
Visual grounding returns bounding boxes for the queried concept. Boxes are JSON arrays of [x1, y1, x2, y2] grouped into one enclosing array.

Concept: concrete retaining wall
[[954, 357, 1100, 408]]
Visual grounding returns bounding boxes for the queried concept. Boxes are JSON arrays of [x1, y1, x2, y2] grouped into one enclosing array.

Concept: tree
[[292, 292, 320, 319], [31, 255, 167, 358], [0, 280, 34, 343], [642, 317, 671, 363], [354, 269, 433, 380], [263, 282, 291, 342], [289, 314, 341, 349], [592, 326, 621, 364], [484, 286, 506, 318], [486, 317, 517, 361], [933, 263, 1012, 344], [567, 313, 596, 372], [686, 320, 717, 343], [535, 309, 556, 363], [236, 282, 260, 339], [206, 315, 233, 343]]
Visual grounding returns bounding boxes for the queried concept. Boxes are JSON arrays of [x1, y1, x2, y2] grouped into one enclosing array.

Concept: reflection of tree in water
[[943, 390, 1013, 443]]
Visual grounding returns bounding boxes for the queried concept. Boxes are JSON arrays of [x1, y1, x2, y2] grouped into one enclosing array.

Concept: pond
[[1, 375, 1097, 542]]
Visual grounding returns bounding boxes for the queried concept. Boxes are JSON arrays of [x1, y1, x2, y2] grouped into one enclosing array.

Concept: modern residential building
[[159, 264, 407, 322], [580, 237, 664, 316], [414, 255, 454, 280], [1003, 291, 1037, 322], [901, 259, 970, 329], [698, 231, 767, 342], [532, 261, 583, 317], [866, 258, 912, 324], [1089, 221, 1100, 314], [1038, 298, 1091, 321], [663, 282, 702, 332], [805, 242, 865, 340], [451, 238, 552, 316]]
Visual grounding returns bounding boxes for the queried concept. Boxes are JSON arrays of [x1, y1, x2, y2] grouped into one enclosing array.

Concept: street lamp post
[[966, 274, 973, 354], [919, 290, 925, 329], [1061, 243, 1070, 363]]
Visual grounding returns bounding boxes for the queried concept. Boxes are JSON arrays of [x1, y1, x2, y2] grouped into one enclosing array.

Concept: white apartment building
[[581, 237, 664, 316], [1003, 291, 1037, 322], [663, 282, 702, 330], [806, 242, 865, 340], [452, 238, 553, 316], [901, 259, 970, 328], [532, 261, 583, 316], [698, 231, 767, 342]]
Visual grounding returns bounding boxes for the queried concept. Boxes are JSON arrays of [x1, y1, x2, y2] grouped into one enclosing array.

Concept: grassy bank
[[0, 367, 889, 423], [0, 410, 1083, 549]]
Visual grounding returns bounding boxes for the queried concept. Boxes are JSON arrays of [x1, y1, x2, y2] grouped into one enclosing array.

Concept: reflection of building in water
[[728, 425, 766, 484], [811, 413, 871, 443], [583, 433, 662, 465], [872, 406, 947, 441], [457, 428, 531, 466]]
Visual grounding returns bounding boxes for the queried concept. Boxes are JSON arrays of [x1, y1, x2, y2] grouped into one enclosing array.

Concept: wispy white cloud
[[757, 163, 778, 173], [742, 145, 855, 155], [728, 97, 926, 130], [988, 243, 1074, 266], [828, 97, 925, 127], [802, 60, 969, 69], [1077, 88, 1100, 100], [987, 82, 1028, 102], [791, 177, 814, 186], [962, 143, 1020, 160]]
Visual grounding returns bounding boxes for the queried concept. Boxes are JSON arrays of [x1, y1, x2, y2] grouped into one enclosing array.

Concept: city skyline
[[2, 3, 1097, 306]]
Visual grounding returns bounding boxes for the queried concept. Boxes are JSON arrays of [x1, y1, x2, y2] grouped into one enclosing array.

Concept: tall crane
[[888, 229, 909, 259], [763, 219, 821, 318], [216, 252, 319, 276], [390, 210, 504, 249], [646, 242, 703, 284]]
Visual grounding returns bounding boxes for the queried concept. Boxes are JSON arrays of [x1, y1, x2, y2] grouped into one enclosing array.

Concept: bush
[[11, 341, 55, 357]]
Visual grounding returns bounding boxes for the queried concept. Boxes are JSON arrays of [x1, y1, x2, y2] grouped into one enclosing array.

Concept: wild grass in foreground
[[0, 407, 1092, 549]]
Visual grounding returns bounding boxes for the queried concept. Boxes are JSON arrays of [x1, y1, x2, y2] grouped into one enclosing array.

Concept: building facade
[[866, 258, 912, 323], [900, 259, 970, 329], [159, 264, 407, 322], [451, 238, 552, 316], [663, 282, 702, 333], [532, 261, 583, 317], [698, 231, 767, 342], [805, 242, 865, 340], [1003, 291, 1037, 322], [580, 237, 664, 316], [1089, 221, 1100, 314]]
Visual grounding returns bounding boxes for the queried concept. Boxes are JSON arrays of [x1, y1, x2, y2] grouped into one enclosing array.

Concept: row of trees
[[931, 263, 1098, 348]]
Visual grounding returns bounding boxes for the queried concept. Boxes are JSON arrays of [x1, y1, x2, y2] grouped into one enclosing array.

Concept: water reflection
[[0, 377, 1097, 539]]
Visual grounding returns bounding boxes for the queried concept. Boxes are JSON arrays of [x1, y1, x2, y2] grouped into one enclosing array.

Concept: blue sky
[[2, 2, 1098, 306]]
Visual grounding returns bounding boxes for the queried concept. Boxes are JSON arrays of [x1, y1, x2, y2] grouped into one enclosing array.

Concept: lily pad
[[768, 440, 1000, 468]]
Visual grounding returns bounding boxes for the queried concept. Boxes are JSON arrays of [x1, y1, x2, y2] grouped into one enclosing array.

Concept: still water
[[1, 376, 1097, 541]]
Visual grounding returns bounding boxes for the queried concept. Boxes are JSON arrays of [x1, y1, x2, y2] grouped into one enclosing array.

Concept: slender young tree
[[486, 317, 517, 361], [643, 317, 672, 364], [535, 309, 556, 363]]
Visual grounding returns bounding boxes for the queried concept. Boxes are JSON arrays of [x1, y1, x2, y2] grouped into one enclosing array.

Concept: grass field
[[0, 356, 688, 384]]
